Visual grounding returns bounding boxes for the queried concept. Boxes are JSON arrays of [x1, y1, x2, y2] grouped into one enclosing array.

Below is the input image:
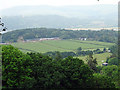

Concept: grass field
[[11, 39, 115, 53], [76, 52, 112, 66]]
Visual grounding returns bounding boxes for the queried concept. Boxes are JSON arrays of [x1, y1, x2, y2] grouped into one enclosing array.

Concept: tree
[[77, 47, 82, 55], [2, 45, 35, 89], [86, 54, 98, 72], [101, 65, 118, 80], [3, 28, 117, 43], [93, 73, 115, 88], [101, 65, 119, 88], [27, 53, 95, 89], [109, 45, 118, 57], [108, 57, 118, 66], [93, 48, 103, 54], [55, 51, 62, 61], [60, 56, 94, 88], [27, 52, 65, 89], [77, 47, 82, 51], [103, 48, 106, 52]]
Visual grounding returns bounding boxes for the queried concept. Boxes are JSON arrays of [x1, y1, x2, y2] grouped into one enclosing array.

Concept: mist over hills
[[1, 4, 117, 30]]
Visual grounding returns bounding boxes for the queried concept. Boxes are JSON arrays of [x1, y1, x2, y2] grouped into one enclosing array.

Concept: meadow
[[76, 52, 112, 66], [11, 39, 114, 65], [12, 39, 114, 53]]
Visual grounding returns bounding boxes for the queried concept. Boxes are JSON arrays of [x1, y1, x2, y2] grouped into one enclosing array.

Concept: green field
[[11, 39, 114, 53], [76, 52, 112, 66]]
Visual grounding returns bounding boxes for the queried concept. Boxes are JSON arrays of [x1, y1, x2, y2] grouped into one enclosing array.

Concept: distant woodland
[[2, 28, 118, 43]]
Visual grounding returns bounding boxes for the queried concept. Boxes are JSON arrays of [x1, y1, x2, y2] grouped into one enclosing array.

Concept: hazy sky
[[0, 0, 119, 10]]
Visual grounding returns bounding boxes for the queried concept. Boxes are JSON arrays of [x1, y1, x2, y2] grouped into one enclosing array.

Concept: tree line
[[2, 28, 118, 43], [44, 47, 108, 59]]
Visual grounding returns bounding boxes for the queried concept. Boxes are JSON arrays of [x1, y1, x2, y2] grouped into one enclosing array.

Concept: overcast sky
[[0, 0, 119, 10]]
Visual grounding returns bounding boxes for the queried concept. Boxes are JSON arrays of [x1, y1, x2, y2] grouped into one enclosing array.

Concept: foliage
[[96, 66, 102, 73], [86, 54, 98, 72], [108, 57, 118, 66], [77, 47, 82, 51], [101, 65, 118, 80], [44, 47, 108, 60], [93, 73, 115, 88], [109, 45, 118, 57], [59, 56, 94, 88], [55, 51, 62, 61], [77, 52, 112, 66], [27, 52, 65, 89], [61, 52, 76, 58], [3, 28, 118, 43], [27, 53, 95, 88], [2, 45, 35, 89], [2, 45, 116, 89], [101, 65, 118, 88], [103, 48, 106, 52], [77, 50, 93, 56], [93, 48, 103, 54]]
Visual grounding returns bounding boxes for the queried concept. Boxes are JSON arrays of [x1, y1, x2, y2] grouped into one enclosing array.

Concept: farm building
[[0, 43, 10, 45], [79, 38, 87, 41], [25, 37, 60, 42], [102, 63, 108, 66]]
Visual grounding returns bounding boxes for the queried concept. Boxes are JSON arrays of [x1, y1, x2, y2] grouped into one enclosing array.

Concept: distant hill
[[2, 28, 118, 43], [1, 5, 117, 30]]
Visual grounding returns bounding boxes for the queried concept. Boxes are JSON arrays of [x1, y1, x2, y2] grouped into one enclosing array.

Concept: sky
[[0, 0, 119, 10]]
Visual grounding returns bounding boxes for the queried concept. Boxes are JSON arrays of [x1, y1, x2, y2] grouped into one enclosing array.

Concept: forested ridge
[[3, 28, 117, 43]]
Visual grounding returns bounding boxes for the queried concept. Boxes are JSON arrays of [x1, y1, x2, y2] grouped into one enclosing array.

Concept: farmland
[[76, 52, 112, 66], [12, 39, 115, 53]]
